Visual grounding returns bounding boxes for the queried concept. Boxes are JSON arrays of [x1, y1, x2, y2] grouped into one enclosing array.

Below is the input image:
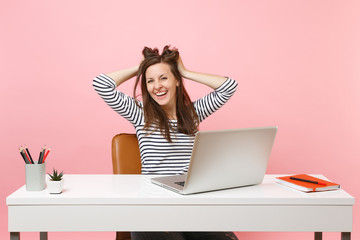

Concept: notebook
[[275, 174, 341, 192], [151, 126, 278, 194]]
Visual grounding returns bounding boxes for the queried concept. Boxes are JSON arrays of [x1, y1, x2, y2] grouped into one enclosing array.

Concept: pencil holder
[[25, 163, 46, 191]]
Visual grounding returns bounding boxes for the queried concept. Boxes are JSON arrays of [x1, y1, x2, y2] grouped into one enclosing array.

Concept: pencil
[[40, 146, 46, 163], [42, 147, 51, 163], [38, 150, 43, 164], [22, 147, 32, 164], [25, 146, 34, 164], [19, 147, 28, 163]]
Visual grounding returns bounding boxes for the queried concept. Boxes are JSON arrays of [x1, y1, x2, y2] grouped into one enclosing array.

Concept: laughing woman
[[93, 46, 238, 240]]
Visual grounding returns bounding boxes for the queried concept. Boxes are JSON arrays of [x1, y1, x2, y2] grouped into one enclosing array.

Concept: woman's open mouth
[[155, 91, 168, 98]]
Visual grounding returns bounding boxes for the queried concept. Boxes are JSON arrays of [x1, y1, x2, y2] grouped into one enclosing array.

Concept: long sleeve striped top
[[93, 74, 238, 175]]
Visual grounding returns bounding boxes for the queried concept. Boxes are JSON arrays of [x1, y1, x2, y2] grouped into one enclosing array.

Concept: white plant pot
[[47, 179, 64, 194]]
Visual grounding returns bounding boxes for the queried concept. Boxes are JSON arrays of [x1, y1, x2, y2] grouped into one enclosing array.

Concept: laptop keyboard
[[175, 181, 185, 187]]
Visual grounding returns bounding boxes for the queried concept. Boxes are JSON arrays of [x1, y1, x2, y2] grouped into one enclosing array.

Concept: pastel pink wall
[[1, 0, 359, 239]]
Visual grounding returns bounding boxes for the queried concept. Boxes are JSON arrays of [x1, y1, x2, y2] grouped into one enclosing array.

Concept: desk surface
[[7, 174, 355, 233], [7, 174, 354, 206]]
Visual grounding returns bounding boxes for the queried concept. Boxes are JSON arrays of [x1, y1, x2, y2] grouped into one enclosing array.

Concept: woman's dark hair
[[133, 45, 199, 142]]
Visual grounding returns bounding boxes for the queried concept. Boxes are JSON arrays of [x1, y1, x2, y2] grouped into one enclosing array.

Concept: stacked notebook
[[275, 174, 341, 192]]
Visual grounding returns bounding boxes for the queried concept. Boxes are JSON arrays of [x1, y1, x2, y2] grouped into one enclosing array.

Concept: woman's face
[[145, 62, 179, 114]]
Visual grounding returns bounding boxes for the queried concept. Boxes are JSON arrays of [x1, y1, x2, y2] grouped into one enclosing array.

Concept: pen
[[290, 177, 327, 186]]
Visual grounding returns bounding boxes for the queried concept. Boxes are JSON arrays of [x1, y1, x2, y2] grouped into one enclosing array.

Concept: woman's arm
[[92, 73, 144, 126], [177, 56, 228, 89], [105, 65, 139, 87]]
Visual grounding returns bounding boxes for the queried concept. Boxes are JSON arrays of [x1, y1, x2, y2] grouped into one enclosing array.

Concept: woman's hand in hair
[[176, 55, 188, 78], [176, 54, 227, 89]]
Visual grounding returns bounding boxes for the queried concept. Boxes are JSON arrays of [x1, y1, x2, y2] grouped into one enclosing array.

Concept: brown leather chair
[[111, 133, 142, 240]]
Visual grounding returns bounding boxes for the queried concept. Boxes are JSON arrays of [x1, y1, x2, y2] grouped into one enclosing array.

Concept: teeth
[[156, 92, 167, 96]]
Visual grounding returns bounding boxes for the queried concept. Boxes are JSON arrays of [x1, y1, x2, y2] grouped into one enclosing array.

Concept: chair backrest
[[112, 133, 142, 174], [111, 134, 141, 240]]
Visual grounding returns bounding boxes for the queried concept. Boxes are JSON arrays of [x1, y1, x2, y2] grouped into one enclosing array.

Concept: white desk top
[[6, 174, 354, 206]]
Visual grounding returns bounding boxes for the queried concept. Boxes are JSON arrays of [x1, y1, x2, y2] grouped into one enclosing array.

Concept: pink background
[[1, 0, 359, 239]]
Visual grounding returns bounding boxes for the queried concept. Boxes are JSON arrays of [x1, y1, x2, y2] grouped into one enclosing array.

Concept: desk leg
[[10, 232, 20, 240], [40, 232, 48, 240], [342, 232, 351, 240], [315, 232, 322, 240]]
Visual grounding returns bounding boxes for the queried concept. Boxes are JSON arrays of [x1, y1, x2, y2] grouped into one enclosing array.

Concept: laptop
[[151, 126, 278, 194]]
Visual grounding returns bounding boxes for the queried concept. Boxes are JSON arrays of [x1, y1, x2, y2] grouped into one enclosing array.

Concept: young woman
[[93, 46, 238, 240]]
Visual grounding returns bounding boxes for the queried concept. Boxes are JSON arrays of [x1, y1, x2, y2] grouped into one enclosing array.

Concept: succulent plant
[[48, 169, 63, 181]]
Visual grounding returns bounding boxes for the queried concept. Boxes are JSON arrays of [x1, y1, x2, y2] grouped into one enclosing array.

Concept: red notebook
[[275, 174, 341, 192]]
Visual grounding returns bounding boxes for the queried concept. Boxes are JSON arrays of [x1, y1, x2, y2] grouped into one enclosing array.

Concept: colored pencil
[[40, 146, 46, 163], [38, 150, 43, 164], [25, 146, 34, 164], [42, 147, 51, 163], [22, 147, 32, 164], [19, 147, 28, 163]]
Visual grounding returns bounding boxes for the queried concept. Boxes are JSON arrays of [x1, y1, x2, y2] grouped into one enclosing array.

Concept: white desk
[[7, 174, 354, 240]]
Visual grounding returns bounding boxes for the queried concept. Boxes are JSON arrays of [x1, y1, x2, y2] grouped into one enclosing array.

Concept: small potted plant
[[47, 169, 64, 194]]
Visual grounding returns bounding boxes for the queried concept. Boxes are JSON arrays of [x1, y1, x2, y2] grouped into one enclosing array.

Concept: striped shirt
[[93, 74, 237, 175]]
